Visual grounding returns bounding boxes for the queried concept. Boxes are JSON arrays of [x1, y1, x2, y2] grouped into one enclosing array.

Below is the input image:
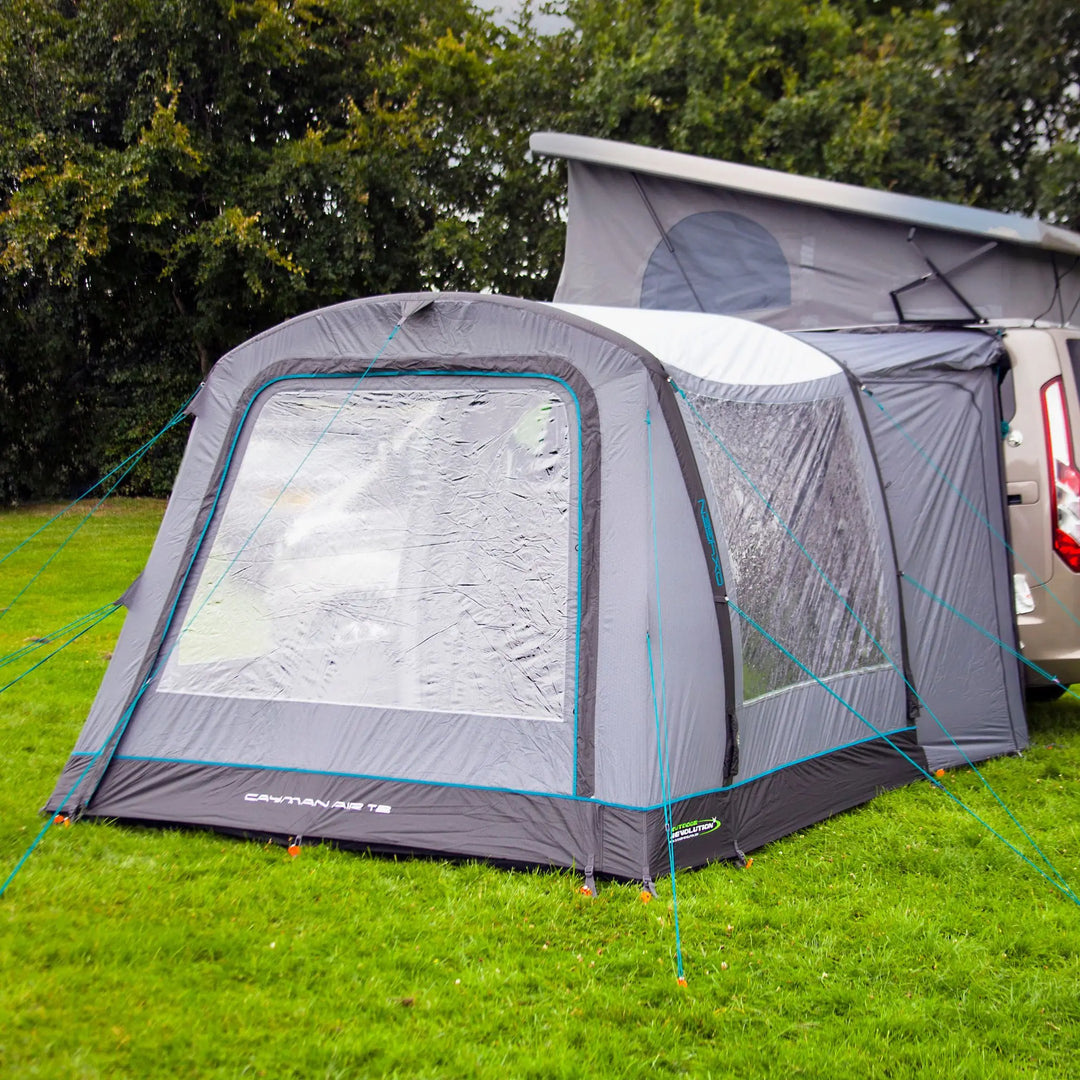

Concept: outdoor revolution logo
[[670, 817, 721, 843], [244, 793, 391, 814]]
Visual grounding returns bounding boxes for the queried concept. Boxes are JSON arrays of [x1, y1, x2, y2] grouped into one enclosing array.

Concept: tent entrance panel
[[120, 372, 584, 796], [675, 378, 907, 779]]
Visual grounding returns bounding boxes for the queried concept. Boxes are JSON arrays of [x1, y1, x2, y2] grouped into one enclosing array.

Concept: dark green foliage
[[0, 0, 570, 501], [561, 0, 1080, 219], [2, 0, 1079, 501], [943, 0, 1080, 226]]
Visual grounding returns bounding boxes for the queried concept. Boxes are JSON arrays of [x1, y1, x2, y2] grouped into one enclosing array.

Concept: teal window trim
[[148, 368, 587, 797]]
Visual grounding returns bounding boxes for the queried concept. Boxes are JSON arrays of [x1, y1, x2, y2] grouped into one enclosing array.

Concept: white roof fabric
[[553, 303, 841, 385]]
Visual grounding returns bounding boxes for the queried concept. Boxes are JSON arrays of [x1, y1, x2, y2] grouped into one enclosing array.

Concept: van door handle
[[1007, 481, 1039, 505]]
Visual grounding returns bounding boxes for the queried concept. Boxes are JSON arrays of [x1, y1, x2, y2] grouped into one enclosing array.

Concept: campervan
[[530, 132, 1080, 695], [1001, 328, 1080, 695]]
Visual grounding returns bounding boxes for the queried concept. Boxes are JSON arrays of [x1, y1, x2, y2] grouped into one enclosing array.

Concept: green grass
[[1, 499, 1079, 1078]]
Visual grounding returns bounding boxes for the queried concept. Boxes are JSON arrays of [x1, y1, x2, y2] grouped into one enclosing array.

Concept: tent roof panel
[[552, 304, 840, 385]]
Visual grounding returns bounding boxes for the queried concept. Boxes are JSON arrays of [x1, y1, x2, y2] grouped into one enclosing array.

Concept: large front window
[[159, 378, 576, 722]]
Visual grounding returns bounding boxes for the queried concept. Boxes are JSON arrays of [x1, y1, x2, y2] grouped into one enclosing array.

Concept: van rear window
[[1067, 338, 1080, 387]]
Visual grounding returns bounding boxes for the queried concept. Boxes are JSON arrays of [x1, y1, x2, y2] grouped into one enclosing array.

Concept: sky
[[478, 1, 571, 34]]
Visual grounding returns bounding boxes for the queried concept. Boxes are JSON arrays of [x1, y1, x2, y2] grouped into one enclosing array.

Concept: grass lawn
[[1, 498, 1078, 1079]]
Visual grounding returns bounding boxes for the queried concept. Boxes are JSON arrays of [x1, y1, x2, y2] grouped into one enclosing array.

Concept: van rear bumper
[[1019, 581, 1080, 688]]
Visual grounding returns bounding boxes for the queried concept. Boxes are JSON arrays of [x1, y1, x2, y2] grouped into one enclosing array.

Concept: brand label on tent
[[697, 500, 724, 587], [670, 817, 721, 843], [244, 792, 391, 814]]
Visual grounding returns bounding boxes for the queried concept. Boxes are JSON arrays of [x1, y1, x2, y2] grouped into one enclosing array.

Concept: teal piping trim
[[861, 384, 1080, 634], [731, 598, 1080, 906], [721, 726, 918, 791], [676, 381, 1075, 902], [176, 366, 586, 793], [68, 729, 914, 813], [697, 499, 724, 587], [81, 355, 585, 813]]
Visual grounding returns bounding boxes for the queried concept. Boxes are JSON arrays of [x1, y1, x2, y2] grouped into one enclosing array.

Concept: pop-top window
[[683, 393, 894, 700], [159, 379, 577, 721]]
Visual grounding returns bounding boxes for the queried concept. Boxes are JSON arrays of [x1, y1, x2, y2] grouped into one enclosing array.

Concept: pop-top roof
[[531, 132, 1080, 257], [529, 132, 1080, 329]]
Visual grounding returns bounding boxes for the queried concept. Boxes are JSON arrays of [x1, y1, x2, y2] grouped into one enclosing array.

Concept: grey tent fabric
[[532, 134, 1080, 330], [798, 327, 1027, 768], [49, 295, 1027, 879], [641, 210, 791, 315]]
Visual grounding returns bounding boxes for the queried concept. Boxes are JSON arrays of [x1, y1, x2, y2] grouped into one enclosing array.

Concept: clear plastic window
[[159, 380, 576, 722], [683, 394, 893, 700]]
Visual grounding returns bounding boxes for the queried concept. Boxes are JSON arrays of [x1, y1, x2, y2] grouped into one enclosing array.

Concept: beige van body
[[1002, 328, 1080, 690]]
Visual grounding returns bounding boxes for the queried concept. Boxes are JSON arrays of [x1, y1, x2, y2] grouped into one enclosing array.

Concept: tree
[[558, 0, 1080, 218], [941, 0, 1080, 226], [0, 0, 570, 501]]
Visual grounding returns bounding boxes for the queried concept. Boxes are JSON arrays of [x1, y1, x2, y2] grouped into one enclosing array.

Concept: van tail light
[[1042, 377, 1080, 572]]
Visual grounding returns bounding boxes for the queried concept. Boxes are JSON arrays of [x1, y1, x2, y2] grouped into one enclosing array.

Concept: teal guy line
[[0, 603, 119, 670], [0, 404, 185, 626], [902, 572, 1080, 701], [861, 385, 1080, 635], [0, 606, 124, 895], [0, 605, 119, 697], [673, 378, 1074, 899], [0, 747, 105, 899], [0, 449, 146, 625], [0, 391, 196, 572], [857, 393, 1076, 891], [729, 598, 1080, 907]]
